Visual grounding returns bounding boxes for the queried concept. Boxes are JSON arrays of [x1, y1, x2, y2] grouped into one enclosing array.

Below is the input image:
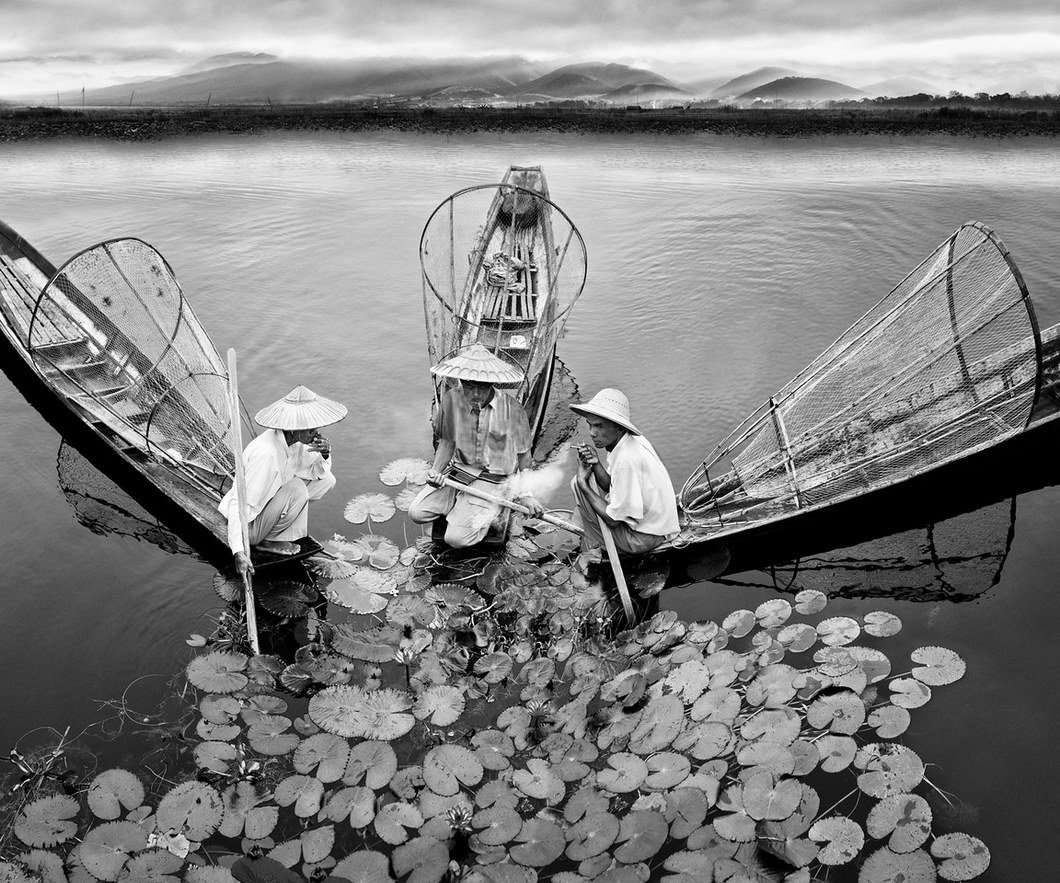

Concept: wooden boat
[[0, 220, 319, 568], [659, 221, 1060, 571], [420, 166, 586, 450]]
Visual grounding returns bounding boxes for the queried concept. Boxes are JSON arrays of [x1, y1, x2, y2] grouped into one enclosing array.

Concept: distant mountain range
[[29, 56, 950, 108]]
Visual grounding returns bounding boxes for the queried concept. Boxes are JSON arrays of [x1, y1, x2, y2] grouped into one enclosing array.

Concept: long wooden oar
[[439, 475, 583, 536], [226, 348, 260, 654], [597, 517, 635, 621]]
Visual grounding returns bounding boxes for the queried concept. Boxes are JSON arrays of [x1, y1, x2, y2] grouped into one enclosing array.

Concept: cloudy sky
[[1, 0, 1058, 96]]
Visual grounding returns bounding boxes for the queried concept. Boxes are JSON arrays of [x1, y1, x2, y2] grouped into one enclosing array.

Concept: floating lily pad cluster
[[0, 459, 990, 883]]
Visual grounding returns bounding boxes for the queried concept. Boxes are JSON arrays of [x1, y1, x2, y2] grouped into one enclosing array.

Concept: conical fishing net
[[682, 222, 1040, 527], [420, 167, 586, 440], [26, 238, 239, 492]]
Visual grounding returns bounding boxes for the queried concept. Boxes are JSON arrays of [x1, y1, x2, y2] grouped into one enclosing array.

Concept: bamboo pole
[[438, 475, 583, 535], [598, 516, 635, 621], [226, 348, 259, 654]]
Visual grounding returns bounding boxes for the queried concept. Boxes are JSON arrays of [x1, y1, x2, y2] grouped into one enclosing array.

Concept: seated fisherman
[[409, 344, 543, 547], [219, 385, 347, 575], [569, 388, 680, 555]]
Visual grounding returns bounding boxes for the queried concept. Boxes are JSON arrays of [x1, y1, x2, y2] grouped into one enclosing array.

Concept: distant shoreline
[[2, 105, 1059, 140]]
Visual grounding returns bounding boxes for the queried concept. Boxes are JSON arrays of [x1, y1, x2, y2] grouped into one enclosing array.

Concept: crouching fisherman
[[219, 385, 347, 575], [410, 344, 543, 547], [570, 388, 680, 556]]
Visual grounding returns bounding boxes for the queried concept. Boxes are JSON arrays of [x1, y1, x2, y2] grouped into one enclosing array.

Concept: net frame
[[419, 172, 587, 433], [24, 238, 252, 501], [681, 222, 1041, 528]]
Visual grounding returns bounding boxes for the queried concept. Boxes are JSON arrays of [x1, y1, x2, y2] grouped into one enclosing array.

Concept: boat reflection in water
[[57, 440, 194, 557], [702, 497, 1016, 604]]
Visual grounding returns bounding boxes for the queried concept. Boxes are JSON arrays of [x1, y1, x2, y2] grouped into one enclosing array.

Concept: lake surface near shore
[[1, 131, 1059, 876]]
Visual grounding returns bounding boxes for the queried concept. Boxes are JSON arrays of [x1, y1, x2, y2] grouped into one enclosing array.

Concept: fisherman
[[219, 385, 347, 575], [569, 388, 680, 556], [409, 344, 543, 547]]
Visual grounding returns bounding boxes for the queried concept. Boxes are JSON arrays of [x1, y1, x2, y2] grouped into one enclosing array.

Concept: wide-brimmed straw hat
[[254, 386, 348, 430], [570, 388, 640, 435], [430, 344, 524, 386]]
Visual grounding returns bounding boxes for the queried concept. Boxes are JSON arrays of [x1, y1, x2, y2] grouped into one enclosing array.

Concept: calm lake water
[[2, 131, 1059, 875]]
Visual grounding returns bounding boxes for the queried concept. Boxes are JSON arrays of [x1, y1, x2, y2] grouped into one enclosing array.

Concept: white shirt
[[218, 429, 333, 554], [605, 433, 680, 537]]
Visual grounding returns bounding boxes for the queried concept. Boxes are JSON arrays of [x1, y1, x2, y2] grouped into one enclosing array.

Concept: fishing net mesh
[[420, 171, 586, 428], [683, 222, 1039, 522], [27, 239, 235, 480]]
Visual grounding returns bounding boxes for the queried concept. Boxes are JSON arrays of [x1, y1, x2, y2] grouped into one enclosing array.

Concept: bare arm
[[576, 461, 621, 529], [427, 438, 455, 484]]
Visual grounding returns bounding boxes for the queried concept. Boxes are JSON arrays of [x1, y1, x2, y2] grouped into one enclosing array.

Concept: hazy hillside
[[510, 63, 679, 99], [740, 76, 865, 102], [64, 57, 549, 106], [711, 66, 799, 99], [603, 83, 690, 104], [860, 76, 941, 98], [181, 53, 278, 75]]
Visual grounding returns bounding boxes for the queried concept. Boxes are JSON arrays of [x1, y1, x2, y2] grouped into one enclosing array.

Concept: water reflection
[[709, 498, 1015, 604], [57, 441, 194, 556]]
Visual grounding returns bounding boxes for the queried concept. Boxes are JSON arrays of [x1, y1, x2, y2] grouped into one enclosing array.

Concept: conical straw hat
[[430, 344, 524, 386], [254, 386, 348, 430], [570, 388, 640, 435]]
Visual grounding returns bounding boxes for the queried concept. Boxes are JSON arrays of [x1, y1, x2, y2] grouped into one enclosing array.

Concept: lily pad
[[863, 611, 902, 637], [629, 694, 684, 753], [858, 846, 937, 882], [931, 833, 990, 880], [332, 850, 394, 883], [856, 744, 925, 798], [274, 774, 325, 818], [809, 816, 864, 865], [423, 744, 484, 796], [293, 732, 350, 782], [664, 660, 713, 704], [472, 806, 522, 846], [690, 687, 740, 723], [80, 821, 148, 882], [308, 555, 361, 579], [186, 651, 249, 693], [413, 685, 466, 726], [911, 646, 966, 686], [200, 694, 241, 724], [475, 652, 514, 684], [721, 609, 756, 638], [118, 849, 183, 882], [344, 493, 396, 523], [890, 677, 932, 709], [794, 589, 828, 615], [307, 684, 365, 737], [565, 811, 620, 860], [867, 705, 911, 738], [867, 793, 932, 854], [391, 837, 448, 883], [395, 487, 422, 512], [13, 795, 79, 848], [742, 771, 802, 821], [672, 720, 734, 760], [807, 689, 866, 735], [777, 622, 818, 652], [247, 714, 300, 755], [380, 457, 431, 486], [220, 781, 278, 839], [374, 802, 424, 845], [512, 758, 565, 803], [331, 623, 401, 661], [258, 581, 318, 617], [643, 752, 691, 790], [194, 740, 238, 773], [326, 573, 392, 614], [510, 818, 565, 867], [344, 740, 398, 789], [816, 616, 861, 646], [613, 810, 668, 863], [472, 730, 516, 772], [756, 598, 792, 628], [598, 753, 648, 793], [745, 663, 798, 707], [213, 572, 242, 602], [156, 781, 223, 840], [817, 735, 858, 773], [18, 851, 66, 883]]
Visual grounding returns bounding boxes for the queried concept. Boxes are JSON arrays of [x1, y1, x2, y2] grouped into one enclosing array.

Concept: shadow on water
[[668, 416, 1060, 604]]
